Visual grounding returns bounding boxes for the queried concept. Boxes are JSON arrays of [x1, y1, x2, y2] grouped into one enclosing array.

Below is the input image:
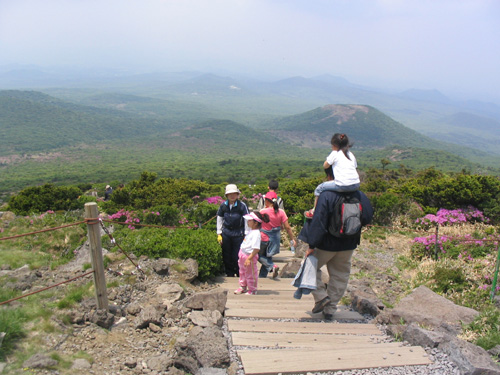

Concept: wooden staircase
[[217, 250, 433, 374]]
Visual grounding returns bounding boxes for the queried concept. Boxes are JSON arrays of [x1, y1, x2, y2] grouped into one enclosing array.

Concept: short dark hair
[[268, 180, 279, 190]]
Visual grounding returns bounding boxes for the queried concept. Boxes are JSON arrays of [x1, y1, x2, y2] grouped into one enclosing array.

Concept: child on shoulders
[[305, 133, 360, 218]]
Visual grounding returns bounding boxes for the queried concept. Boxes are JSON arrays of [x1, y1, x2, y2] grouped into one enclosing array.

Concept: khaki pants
[[311, 249, 354, 315]]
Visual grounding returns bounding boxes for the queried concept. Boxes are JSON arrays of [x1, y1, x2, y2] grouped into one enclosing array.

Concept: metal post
[[491, 244, 500, 302], [84, 202, 108, 311], [434, 224, 439, 260]]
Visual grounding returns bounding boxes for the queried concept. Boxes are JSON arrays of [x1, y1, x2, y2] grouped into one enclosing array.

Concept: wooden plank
[[231, 331, 392, 348], [227, 320, 383, 335], [237, 346, 433, 374], [228, 293, 314, 301], [227, 299, 314, 308], [219, 279, 297, 291], [225, 307, 363, 320]]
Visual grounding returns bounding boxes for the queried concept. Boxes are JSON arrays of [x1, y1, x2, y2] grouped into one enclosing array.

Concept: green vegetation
[[1, 86, 500, 364], [56, 282, 94, 309], [1, 90, 499, 201]]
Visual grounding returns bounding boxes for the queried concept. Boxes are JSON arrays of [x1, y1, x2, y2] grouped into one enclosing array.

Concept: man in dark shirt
[[104, 185, 113, 201], [298, 166, 373, 320]]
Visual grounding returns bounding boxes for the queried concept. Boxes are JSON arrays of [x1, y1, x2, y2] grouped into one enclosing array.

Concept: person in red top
[[258, 191, 296, 278]]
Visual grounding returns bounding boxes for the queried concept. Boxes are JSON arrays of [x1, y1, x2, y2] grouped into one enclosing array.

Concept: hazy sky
[[1, 0, 499, 102]]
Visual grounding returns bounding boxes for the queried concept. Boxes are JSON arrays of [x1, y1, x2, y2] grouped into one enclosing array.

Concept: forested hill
[[263, 104, 498, 167], [0, 90, 171, 155], [266, 104, 445, 150]]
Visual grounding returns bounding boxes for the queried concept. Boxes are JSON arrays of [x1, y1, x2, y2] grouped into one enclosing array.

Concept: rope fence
[[1, 205, 499, 306], [0, 270, 95, 307]]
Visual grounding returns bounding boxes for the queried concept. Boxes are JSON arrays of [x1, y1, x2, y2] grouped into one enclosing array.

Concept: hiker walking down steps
[[298, 166, 373, 320], [258, 191, 296, 279], [217, 184, 249, 277]]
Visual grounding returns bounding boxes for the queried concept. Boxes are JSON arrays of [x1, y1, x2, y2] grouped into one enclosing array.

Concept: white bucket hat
[[225, 184, 240, 195]]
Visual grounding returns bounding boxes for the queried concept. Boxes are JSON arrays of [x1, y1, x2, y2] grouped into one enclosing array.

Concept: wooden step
[[231, 331, 391, 348], [225, 305, 364, 321], [237, 346, 432, 375], [227, 320, 382, 335]]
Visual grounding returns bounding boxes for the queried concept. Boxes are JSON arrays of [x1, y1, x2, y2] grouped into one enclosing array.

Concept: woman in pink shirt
[[258, 191, 296, 278]]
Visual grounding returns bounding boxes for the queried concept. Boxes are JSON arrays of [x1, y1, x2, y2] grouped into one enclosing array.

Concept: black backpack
[[328, 193, 363, 238]]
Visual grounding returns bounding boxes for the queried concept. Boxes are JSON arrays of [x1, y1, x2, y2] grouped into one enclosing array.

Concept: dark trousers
[[257, 241, 274, 278], [221, 233, 244, 277]]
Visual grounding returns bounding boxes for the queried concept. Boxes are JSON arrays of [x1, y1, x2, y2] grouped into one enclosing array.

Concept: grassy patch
[[462, 307, 500, 350], [56, 282, 93, 309], [0, 308, 27, 360]]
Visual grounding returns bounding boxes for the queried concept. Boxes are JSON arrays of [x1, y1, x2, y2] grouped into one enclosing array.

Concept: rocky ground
[[1, 231, 499, 375]]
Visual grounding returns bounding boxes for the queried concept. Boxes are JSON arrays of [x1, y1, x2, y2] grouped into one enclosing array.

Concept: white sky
[[0, 0, 499, 102]]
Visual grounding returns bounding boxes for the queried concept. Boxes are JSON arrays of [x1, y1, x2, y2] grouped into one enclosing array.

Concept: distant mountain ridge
[[0, 89, 497, 195], [0, 90, 170, 155]]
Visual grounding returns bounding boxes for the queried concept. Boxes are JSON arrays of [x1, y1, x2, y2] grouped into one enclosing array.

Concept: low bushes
[[111, 227, 223, 280]]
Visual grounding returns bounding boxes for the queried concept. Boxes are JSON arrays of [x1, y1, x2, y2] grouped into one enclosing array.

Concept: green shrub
[[433, 266, 466, 293], [77, 195, 97, 207], [370, 192, 409, 225], [167, 229, 223, 280], [395, 172, 500, 223], [148, 205, 181, 226], [8, 183, 81, 215], [114, 227, 223, 280], [278, 177, 319, 222], [187, 201, 219, 230]]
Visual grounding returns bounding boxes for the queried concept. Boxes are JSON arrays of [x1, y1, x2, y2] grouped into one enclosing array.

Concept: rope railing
[[101, 218, 199, 230], [1, 208, 499, 305], [0, 270, 95, 306], [0, 221, 86, 241], [98, 219, 144, 276]]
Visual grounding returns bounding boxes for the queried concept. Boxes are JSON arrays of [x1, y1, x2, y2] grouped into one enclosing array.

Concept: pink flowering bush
[[411, 207, 497, 261], [108, 205, 183, 230], [204, 196, 225, 205], [416, 207, 488, 228]]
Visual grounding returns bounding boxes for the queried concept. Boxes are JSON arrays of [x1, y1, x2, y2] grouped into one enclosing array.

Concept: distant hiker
[[104, 185, 113, 201], [234, 211, 270, 295], [258, 191, 296, 278], [305, 133, 360, 218], [217, 184, 249, 277], [256, 180, 284, 210], [298, 166, 373, 320]]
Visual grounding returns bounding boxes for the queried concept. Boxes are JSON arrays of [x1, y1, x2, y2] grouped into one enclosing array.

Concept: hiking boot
[[272, 265, 279, 279], [234, 287, 247, 295], [312, 296, 331, 313]]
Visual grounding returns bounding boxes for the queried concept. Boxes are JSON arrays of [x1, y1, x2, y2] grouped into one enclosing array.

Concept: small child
[[234, 211, 270, 295], [305, 133, 360, 218]]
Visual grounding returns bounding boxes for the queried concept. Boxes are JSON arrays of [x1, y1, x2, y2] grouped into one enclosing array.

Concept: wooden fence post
[[84, 202, 109, 311]]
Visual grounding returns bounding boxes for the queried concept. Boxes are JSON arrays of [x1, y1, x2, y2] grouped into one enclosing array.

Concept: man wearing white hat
[[104, 185, 113, 201], [216, 184, 249, 277]]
